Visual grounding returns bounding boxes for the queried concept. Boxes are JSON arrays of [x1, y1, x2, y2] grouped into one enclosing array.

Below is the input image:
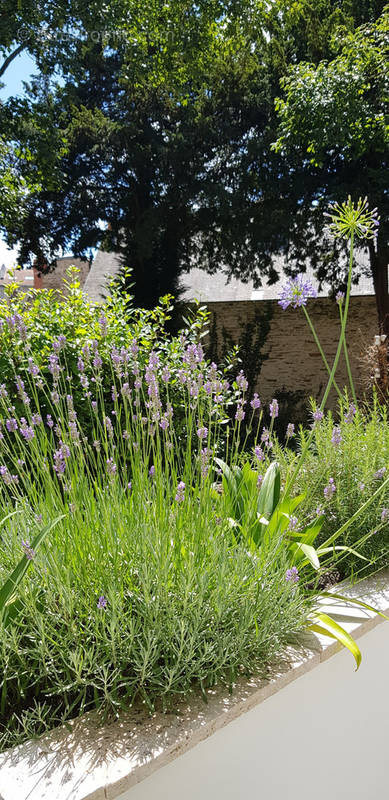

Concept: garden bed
[[1, 569, 388, 800]]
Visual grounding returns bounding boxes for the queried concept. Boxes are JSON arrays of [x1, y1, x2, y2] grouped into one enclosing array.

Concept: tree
[[0, 0, 387, 315], [273, 8, 389, 333]]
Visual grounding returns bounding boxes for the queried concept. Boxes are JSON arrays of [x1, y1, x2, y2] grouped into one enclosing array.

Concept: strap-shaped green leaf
[[310, 611, 362, 669], [0, 516, 64, 627]]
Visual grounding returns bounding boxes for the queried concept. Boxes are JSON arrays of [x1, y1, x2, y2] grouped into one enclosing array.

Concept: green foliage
[[274, 398, 389, 578], [0, 268, 235, 442]]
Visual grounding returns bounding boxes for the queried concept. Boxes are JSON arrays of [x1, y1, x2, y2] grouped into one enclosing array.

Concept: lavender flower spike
[[278, 274, 317, 310]]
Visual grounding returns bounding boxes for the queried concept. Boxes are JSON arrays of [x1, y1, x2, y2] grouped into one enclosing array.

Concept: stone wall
[[205, 296, 377, 408]]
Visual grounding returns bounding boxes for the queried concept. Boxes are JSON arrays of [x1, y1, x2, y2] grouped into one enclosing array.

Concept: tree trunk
[[369, 241, 389, 396], [369, 243, 389, 336]]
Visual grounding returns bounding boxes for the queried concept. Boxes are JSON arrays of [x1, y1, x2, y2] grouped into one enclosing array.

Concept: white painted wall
[[118, 623, 389, 800]]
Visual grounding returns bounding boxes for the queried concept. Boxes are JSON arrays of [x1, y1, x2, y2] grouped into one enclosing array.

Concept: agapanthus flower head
[[325, 196, 380, 241], [278, 274, 317, 310], [285, 566, 299, 584]]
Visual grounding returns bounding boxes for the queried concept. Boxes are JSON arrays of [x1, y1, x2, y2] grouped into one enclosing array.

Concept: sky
[[0, 49, 37, 269]]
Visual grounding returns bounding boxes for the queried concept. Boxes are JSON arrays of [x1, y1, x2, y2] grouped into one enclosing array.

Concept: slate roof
[[84, 249, 379, 303]]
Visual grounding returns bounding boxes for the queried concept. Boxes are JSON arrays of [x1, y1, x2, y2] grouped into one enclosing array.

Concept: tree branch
[[0, 43, 26, 80]]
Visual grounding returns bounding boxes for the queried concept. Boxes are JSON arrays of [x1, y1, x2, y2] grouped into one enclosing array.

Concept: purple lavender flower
[[374, 467, 386, 480], [51, 390, 60, 404], [160, 416, 169, 431], [358, 482, 365, 492], [28, 358, 39, 377], [6, 418, 18, 432], [93, 353, 102, 370], [48, 354, 61, 381], [285, 566, 299, 584], [381, 508, 389, 523], [250, 393, 261, 410], [278, 274, 317, 310], [97, 595, 107, 609], [312, 409, 324, 424], [331, 426, 342, 447], [149, 465, 155, 477], [20, 424, 34, 441], [161, 367, 170, 383], [316, 504, 324, 517], [197, 426, 208, 440], [31, 413, 42, 426], [175, 481, 185, 503], [336, 291, 345, 305], [98, 313, 108, 335], [235, 405, 245, 422], [344, 404, 357, 424], [288, 516, 298, 531], [106, 457, 117, 477], [324, 477, 336, 499], [52, 335, 66, 352], [77, 357, 85, 373], [236, 371, 248, 392], [199, 447, 211, 478], [269, 399, 279, 419], [183, 343, 203, 368], [0, 384, 8, 400], [21, 539, 36, 560], [254, 445, 264, 462], [257, 474, 263, 488], [286, 423, 295, 438], [104, 416, 114, 438]]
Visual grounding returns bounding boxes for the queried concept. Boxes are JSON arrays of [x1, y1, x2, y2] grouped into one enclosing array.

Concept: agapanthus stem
[[338, 305, 358, 406], [285, 231, 355, 495], [302, 306, 342, 400]]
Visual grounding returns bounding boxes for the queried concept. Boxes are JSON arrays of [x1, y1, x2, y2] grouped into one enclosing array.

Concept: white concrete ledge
[[1, 571, 389, 800]]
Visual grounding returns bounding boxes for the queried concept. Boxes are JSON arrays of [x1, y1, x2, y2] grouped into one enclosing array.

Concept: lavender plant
[[0, 282, 310, 751]]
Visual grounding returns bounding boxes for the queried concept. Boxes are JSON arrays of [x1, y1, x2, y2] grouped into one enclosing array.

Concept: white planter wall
[[119, 622, 389, 800]]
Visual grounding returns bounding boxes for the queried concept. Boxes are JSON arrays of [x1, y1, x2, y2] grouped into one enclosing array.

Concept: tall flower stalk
[[279, 197, 380, 495]]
